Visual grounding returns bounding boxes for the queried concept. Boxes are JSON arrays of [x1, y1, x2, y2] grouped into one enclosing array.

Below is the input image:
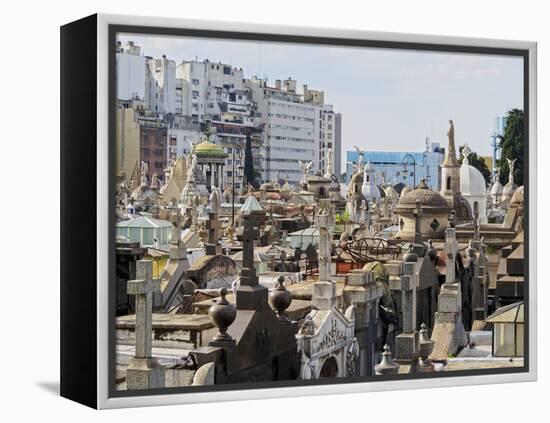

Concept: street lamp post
[[231, 144, 243, 227]]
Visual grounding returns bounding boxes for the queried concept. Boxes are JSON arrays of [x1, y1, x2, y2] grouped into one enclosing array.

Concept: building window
[[224, 66, 231, 74], [192, 79, 199, 85], [430, 219, 440, 231], [446, 176, 451, 190]]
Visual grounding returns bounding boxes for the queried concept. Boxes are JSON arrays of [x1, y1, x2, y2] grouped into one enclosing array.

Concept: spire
[[442, 120, 460, 168]]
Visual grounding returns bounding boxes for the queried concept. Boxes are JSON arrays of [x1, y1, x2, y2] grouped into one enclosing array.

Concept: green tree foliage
[[498, 109, 524, 186], [335, 211, 350, 223], [458, 145, 491, 185], [243, 134, 259, 189]]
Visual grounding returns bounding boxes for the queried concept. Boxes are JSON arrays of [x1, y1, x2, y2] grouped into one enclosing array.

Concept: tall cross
[[400, 259, 419, 334], [444, 227, 458, 285], [473, 207, 481, 248], [127, 260, 160, 359], [170, 206, 181, 246], [206, 212, 220, 245], [413, 198, 423, 243], [241, 213, 262, 286], [315, 203, 332, 283], [462, 143, 472, 165], [359, 200, 367, 225]]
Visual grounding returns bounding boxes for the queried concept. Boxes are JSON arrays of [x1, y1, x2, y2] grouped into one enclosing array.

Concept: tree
[[458, 145, 491, 185], [242, 133, 259, 189], [498, 108, 524, 186]]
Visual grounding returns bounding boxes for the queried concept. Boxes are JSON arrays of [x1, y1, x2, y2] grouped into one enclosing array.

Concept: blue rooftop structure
[[345, 146, 445, 191]]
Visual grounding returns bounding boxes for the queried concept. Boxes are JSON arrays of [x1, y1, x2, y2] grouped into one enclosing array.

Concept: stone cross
[[312, 200, 336, 310], [462, 143, 471, 165], [400, 258, 418, 334], [444, 227, 458, 285], [241, 213, 261, 285], [127, 260, 160, 359], [206, 212, 220, 245], [359, 200, 367, 225], [472, 207, 481, 249], [394, 251, 419, 362], [315, 201, 333, 283], [170, 205, 182, 246], [204, 211, 221, 255], [413, 198, 423, 243]]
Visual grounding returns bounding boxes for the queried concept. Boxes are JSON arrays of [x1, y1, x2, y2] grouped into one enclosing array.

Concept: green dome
[[194, 140, 226, 156]]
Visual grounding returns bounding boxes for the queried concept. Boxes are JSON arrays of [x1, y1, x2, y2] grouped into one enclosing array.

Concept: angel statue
[[506, 158, 517, 185], [298, 160, 314, 185], [354, 145, 366, 172], [324, 148, 334, 178], [140, 160, 148, 185]]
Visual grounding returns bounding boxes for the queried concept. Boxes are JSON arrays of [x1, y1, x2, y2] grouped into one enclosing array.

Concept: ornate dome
[[394, 180, 450, 214], [400, 185, 413, 198], [193, 140, 226, 156], [460, 164, 487, 197]]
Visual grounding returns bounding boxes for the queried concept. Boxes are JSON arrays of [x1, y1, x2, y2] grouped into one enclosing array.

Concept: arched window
[[474, 201, 479, 214], [446, 176, 451, 190], [319, 356, 338, 378]]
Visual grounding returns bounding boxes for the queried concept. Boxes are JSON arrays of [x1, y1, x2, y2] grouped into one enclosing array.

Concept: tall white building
[[245, 77, 323, 185], [146, 55, 177, 115], [175, 60, 255, 189], [244, 77, 341, 185], [115, 41, 146, 102], [175, 60, 245, 121]]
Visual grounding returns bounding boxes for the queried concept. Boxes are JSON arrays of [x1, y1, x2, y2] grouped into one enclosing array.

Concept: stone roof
[[116, 216, 173, 228], [240, 194, 264, 214], [394, 182, 450, 213], [486, 301, 524, 324]]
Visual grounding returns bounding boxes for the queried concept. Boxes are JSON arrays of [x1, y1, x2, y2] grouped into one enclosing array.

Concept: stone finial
[[208, 287, 237, 347], [269, 276, 293, 322], [404, 244, 418, 263], [375, 344, 400, 375], [418, 323, 435, 371]]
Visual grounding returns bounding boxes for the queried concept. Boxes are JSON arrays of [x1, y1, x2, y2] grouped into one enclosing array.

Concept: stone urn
[[208, 287, 237, 347], [269, 276, 293, 322], [418, 323, 435, 372], [375, 344, 400, 375]]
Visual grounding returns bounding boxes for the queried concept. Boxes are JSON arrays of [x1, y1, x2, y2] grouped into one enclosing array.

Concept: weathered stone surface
[[125, 260, 166, 389], [429, 317, 467, 361], [395, 333, 417, 362], [126, 357, 165, 390], [311, 281, 336, 310], [192, 363, 216, 385]]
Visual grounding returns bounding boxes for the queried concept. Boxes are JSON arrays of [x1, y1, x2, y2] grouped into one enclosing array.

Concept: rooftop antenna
[[258, 43, 262, 80]]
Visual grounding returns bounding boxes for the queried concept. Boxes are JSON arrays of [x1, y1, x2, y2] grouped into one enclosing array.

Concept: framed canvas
[[60, 13, 537, 409]]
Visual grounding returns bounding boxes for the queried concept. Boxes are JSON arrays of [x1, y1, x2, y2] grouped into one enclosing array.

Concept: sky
[[117, 32, 523, 159]]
